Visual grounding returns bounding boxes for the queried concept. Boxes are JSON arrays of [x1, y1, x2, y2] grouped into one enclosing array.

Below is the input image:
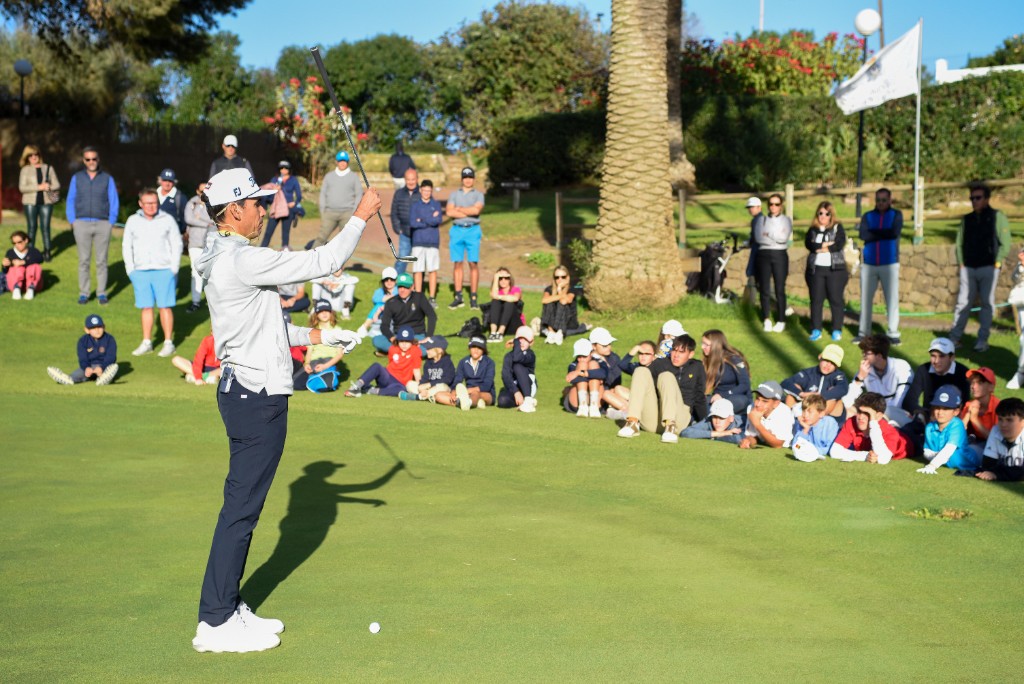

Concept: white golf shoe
[[131, 339, 153, 356], [192, 612, 280, 653], [773, 321, 786, 333], [617, 419, 641, 438], [455, 383, 471, 411], [238, 601, 284, 634], [519, 396, 537, 413], [576, 403, 589, 417], [1008, 373, 1022, 390], [95, 363, 119, 386], [588, 403, 602, 419], [158, 340, 176, 358], [47, 367, 74, 385]]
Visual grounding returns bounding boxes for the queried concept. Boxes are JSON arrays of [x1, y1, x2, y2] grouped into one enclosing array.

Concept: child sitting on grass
[[170, 331, 220, 385], [738, 381, 794, 450], [656, 319, 686, 358], [564, 338, 596, 417], [498, 325, 538, 412], [435, 336, 495, 410], [680, 398, 746, 444], [961, 367, 1000, 459], [977, 397, 1024, 482], [312, 267, 359, 320], [588, 327, 627, 418], [917, 385, 975, 475], [780, 344, 849, 420], [302, 299, 349, 393], [791, 393, 840, 462], [347, 325, 421, 397], [829, 392, 912, 463], [356, 267, 397, 339], [402, 336, 455, 402], [47, 314, 119, 386]]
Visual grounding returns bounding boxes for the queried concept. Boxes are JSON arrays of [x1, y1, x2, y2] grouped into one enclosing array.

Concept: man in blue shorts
[[122, 188, 183, 357], [446, 166, 485, 310]]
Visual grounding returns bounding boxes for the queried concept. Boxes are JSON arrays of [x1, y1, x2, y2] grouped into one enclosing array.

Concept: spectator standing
[[446, 167, 485, 310], [122, 189, 182, 358], [855, 188, 903, 345], [388, 141, 416, 188], [754, 193, 792, 333], [156, 168, 187, 234], [314, 151, 364, 247], [17, 145, 60, 261], [744, 196, 762, 291], [260, 161, 303, 251], [390, 168, 419, 273], [950, 183, 1011, 352], [66, 147, 118, 305], [184, 183, 218, 313], [208, 134, 253, 178], [804, 201, 848, 342], [4, 230, 44, 299], [409, 178, 442, 303], [46, 313, 119, 386]]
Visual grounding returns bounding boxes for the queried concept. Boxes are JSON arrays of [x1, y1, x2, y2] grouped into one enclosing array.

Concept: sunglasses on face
[[555, 274, 568, 279], [768, 202, 781, 207], [84, 157, 98, 162], [970, 195, 985, 201], [499, 275, 510, 280], [383, 277, 395, 283], [818, 211, 831, 216]]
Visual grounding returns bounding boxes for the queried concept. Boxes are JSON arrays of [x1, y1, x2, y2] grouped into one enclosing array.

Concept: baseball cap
[[314, 299, 332, 313], [661, 319, 686, 337], [222, 134, 238, 147], [589, 327, 616, 346], [395, 326, 415, 341], [204, 168, 276, 205], [709, 398, 734, 418], [381, 266, 398, 281], [930, 384, 962, 408], [461, 167, 475, 178], [515, 325, 535, 342], [820, 344, 844, 366], [335, 150, 349, 162], [396, 272, 414, 288], [792, 438, 825, 462], [929, 337, 955, 355], [967, 367, 996, 385], [573, 338, 593, 357], [755, 380, 784, 401], [278, 160, 291, 170], [745, 197, 762, 208], [159, 168, 177, 182], [468, 335, 488, 351], [422, 335, 448, 352], [84, 314, 105, 329]]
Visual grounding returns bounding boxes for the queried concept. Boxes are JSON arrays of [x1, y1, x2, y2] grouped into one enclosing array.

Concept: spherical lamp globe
[[854, 9, 882, 37]]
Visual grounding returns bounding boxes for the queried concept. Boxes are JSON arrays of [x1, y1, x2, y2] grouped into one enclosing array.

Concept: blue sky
[[220, 0, 1022, 72]]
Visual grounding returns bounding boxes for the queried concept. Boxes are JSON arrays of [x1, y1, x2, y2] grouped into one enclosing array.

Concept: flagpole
[[913, 18, 923, 244]]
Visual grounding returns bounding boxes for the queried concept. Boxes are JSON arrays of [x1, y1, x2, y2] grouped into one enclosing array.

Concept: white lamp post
[[853, 9, 880, 217], [14, 59, 32, 118]]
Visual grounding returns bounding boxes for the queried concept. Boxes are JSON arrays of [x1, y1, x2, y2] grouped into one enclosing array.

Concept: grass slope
[[2, 230, 1023, 681]]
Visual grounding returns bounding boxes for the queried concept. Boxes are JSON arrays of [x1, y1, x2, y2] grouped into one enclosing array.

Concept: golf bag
[[455, 316, 485, 339], [688, 241, 728, 298]]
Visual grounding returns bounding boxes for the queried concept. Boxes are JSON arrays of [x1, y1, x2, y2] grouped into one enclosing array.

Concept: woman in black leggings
[[486, 267, 523, 341], [754, 193, 792, 333], [804, 201, 848, 342]]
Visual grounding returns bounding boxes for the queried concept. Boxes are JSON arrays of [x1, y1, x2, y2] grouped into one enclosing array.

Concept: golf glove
[[916, 466, 938, 475], [321, 329, 361, 353]]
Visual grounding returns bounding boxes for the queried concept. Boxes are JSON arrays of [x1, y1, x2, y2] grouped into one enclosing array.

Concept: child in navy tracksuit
[[47, 314, 119, 385], [405, 335, 455, 401], [498, 325, 538, 412], [435, 335, 496, 410]]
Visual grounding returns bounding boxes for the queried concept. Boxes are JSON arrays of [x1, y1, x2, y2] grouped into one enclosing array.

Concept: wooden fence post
[[784, 183, 794, 220], [677, 188, 687, 248], [555, 191, 563, 249]]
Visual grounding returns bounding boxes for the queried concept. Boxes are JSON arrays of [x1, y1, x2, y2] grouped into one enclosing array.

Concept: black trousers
[[497, 363, 536, 408], [755, 250, 789, 321], [806, 268, 849, 333], [199, 377, 289, 626], [489, 299, 520, 331]]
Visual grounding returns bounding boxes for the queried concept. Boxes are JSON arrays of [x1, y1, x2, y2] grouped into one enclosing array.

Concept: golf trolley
[[688, 233, 747, 304]]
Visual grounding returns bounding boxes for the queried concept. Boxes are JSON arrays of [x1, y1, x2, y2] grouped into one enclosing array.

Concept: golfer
[[191, 168, 380, 653]]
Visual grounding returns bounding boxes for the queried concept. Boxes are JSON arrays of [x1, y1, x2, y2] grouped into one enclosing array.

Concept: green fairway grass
[[3, 228, 1023, 681]]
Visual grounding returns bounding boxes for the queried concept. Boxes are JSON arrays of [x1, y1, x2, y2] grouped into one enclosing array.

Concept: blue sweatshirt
[[780, 366, 849, 402], [453, 355, 496, 395], [409, 197, 442, 248], [859, 208, 903, 266], [712, 355, 751, 413], [422, 356, 456, 387], [501, 344, 536, 393], [77, 332, 117, 369]]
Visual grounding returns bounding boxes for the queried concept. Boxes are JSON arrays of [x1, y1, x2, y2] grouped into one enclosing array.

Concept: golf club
[[374, 434, 424, 479], [310, 46, 417, 264]]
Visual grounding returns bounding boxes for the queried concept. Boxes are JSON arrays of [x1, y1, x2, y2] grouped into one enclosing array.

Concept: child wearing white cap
[[356, 267, 398, 339], [679, 398, 745, 444], [656, 319, 686, 358], [564, 337, 597, 417], [497, 326, 538, 412], [587, 327, 627, 418]]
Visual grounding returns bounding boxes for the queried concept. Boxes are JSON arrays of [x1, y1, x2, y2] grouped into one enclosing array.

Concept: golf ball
[[369, 622, 381, 634]]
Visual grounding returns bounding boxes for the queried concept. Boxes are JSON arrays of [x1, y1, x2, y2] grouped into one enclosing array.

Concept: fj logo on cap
[[233, 187, 242, 197]]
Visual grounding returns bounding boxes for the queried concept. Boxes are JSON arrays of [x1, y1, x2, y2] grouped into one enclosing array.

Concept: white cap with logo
[[204, 168, 276, 206], [222, 134, 239, 147]]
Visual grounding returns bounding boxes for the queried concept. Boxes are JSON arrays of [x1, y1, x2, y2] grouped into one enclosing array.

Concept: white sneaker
[[773, 321, 786, 333], [661, 422, 679, 444], [455, 383, 471, 411], [617, 419, 641, 438], [12, 287, 21, 300], [341, 307, 351, 321], [1008, 373, 1022, 390], [588, 404, 602, 419], [95, 363, 119, 386], [476, 398, 486, 410], [24, 287, 34, 300], [530, 316, 541, 334], [192, 612, 280, 653], [605, 408, 628, 421], [238, 601, 284, 634], [47, 367, 74, 385], [158, 340, 176, 358], [785, 306, 794, 317], [132, 340, 153, 356], [576, 403, 589, 417], [763, 318, 772, 332], [519, 396, 537, 413]]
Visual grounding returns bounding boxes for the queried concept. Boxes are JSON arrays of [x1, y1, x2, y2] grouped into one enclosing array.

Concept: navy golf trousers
[[198, 375, 289, 626]]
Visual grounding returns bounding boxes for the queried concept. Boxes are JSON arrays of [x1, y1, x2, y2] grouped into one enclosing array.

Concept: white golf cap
[[589, 327, 616, 346], [745, 196, 762, 208], [515, 325, 535, 342], [222, 134, 239, 147], [573, 338, 593, 357], [792, 438, 825, 463], [709, 398, 734, 418], [203, 168, 276, 205], [929, 337, 955, 355], [380, 266, 398, 280], [661, 319, 686, 337]]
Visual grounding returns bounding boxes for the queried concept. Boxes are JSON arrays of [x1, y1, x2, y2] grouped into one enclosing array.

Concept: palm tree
[[587, 0, 685, 311], [667, 0, 696, 192]]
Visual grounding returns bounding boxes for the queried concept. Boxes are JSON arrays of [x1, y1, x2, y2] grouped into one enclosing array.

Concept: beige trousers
[[627, 367, 691, 433]]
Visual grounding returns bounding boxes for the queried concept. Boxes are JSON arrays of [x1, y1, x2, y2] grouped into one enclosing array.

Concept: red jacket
[[191, 335, 221, 379], [834, 416, 912, 460]]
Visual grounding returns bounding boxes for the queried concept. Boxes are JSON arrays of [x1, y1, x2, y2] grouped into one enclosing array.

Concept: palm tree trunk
[[667, 0, 696, 192], [587, 0, 684, 311]]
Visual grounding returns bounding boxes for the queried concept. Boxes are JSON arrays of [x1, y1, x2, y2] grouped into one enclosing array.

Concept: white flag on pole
[[834, 21, 921, 115]]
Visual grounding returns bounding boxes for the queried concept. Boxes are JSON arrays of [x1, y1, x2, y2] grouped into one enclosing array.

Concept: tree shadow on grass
[[239, 459, 405, 611]]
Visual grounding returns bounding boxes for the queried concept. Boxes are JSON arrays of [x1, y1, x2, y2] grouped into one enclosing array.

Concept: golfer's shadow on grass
[[240, 459, 404, 611]]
